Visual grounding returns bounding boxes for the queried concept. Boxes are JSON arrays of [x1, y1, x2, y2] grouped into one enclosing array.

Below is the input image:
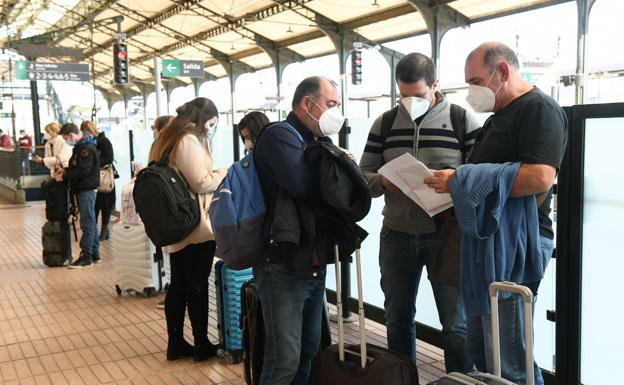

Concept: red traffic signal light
[[351, 49, 363, 85], [113, 43, 129, 84]]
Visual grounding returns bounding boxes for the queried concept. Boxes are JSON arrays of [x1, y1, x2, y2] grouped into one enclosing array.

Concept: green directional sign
[[15, 60, 28, 80], [162, 59, 203, 78], [162, 59, 180, 77]]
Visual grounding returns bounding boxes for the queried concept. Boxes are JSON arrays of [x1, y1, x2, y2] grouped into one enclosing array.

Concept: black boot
[[99, 224, 110, 241], [186, 283, 218, 361], [165, 285, 194, 361]]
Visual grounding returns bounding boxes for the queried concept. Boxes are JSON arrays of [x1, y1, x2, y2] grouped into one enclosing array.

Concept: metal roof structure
[[0, 0, 573, 103]]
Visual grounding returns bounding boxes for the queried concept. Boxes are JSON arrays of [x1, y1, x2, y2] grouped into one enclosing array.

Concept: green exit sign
[[162, 59, 181, 77], [0, 112, 15, 118], [162, 59, 204, 78]]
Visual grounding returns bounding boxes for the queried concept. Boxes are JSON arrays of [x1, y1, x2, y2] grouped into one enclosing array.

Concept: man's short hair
[[291, 76, 337, 108], [395, 53, 436, 86], [60, 122, 79, 136], [482, 43, 520, 70]]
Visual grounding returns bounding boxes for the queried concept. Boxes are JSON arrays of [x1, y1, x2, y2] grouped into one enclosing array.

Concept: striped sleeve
[[359, 114, 386, 198]]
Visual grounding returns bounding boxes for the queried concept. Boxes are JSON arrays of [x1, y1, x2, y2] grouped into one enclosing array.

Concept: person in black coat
[[81, 120, 116, 241]]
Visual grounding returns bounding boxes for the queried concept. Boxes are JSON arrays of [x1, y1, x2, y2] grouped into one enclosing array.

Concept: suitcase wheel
[[115, 285, 122, 296], [143, 287, 156, 297]]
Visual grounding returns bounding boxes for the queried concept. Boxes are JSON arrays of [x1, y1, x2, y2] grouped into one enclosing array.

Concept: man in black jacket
[[54, 122, 100, 268], [253, 76, 344, 385]]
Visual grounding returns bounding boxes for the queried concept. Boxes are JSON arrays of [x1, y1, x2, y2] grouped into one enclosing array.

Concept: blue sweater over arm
[[449, 162, 543, 316]]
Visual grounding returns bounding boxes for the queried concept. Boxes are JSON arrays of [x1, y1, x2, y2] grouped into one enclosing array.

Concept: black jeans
[[95, 188, 116, 227], [165, 241, 216, 345]]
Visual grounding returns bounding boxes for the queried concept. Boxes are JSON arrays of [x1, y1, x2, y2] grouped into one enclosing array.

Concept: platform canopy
[[0, 0, 571, 101]]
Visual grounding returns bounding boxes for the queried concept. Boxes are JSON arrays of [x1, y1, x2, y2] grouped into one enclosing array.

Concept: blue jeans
[[253, 263, 326, 385], [379, 227, 472, 372], [467, 236, 554, 385], [76, 190, 98, 256]]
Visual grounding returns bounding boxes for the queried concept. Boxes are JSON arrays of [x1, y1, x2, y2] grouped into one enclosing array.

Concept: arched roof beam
[[48, 0, 119, 44], [272, 1, 404, 63], [170, 0, 305, 72], [407, 0, 470, 75], [83, 0, 205, 58]]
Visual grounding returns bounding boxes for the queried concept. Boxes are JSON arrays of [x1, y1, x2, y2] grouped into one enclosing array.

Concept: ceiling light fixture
[[371, 0, 379, 7], [287, 25, 293, 33]]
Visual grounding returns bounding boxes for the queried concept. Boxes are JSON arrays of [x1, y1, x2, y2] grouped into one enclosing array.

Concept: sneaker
[[69, 253, 93, 269], [157, 301, 165, 309], [92, 252, 101, 264]]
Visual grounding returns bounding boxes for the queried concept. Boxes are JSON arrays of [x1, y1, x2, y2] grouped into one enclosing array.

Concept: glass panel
[[132, 130, 154, 169], [580, 117, 624, 384]]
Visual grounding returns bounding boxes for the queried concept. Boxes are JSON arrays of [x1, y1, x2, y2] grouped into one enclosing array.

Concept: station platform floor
[[0, 198, 446, 384]]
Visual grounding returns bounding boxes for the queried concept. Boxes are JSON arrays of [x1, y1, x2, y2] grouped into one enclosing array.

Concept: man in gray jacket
[[359, 53, 480, 376]]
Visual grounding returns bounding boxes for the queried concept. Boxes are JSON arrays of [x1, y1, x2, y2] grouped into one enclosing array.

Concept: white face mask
[[308, 100, 345, 137], [244, 139, 254, 151], [400, 95, 431, 121], [43, 132, 51, 141], [466, 68, 503, 113]]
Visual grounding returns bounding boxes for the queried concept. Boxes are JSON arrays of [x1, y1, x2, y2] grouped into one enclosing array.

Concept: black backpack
[[380, 103, 468, 161], [133, 148, 200, 248]]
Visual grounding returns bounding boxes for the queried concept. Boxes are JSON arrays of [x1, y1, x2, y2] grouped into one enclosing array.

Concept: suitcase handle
[[488, 281, 535, 385], [334, 244, 367, 369]]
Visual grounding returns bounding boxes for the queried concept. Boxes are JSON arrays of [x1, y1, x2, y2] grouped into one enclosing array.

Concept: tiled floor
[[0, 198, 445, 384]]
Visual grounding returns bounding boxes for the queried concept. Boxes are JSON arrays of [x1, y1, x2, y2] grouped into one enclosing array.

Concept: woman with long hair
[[81, 120, 116, 241], [150, 97, 226, 361], [238, 111, 269, 153]]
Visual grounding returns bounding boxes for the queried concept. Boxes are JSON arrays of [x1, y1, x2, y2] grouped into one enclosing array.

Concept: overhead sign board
[[15, 61, 90, 82], [162, 59, 204, 78]]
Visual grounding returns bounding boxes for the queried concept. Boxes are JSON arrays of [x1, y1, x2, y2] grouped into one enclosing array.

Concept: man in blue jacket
[[253, 76, 343, 385], [425, 42, 567, 385], [54, 123, 101, 268]]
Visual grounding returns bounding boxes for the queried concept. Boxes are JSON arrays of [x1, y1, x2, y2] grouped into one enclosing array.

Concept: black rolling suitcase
[[428, 282, 536, 385], [320, 245, 419, 385], [42, 220, 72, 266], [240, 279, 263, 385]]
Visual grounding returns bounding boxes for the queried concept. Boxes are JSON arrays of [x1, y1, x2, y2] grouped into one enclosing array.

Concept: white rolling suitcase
[[113, 222, 167, 296]]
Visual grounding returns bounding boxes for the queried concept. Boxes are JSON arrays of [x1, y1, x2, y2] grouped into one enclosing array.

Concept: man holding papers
[[359, 52, 481, 377]]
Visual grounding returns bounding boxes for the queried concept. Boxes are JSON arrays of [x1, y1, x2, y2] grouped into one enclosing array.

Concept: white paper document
[[378, 153, 453, 217]]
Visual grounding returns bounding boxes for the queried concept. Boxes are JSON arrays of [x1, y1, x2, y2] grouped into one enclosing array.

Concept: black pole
[[30, 79, 42, 146], [233, 122, 240, 161], [338, 119, 354, 321]]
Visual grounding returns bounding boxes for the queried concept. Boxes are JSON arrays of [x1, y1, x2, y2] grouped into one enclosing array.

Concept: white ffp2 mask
[[466, 69, 503, 113], [400, 96, 431, 120], [308, 100, 345, 137]]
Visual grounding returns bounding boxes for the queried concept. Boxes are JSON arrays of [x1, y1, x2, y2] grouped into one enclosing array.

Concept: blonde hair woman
[[32, 122, 72, 176], [150, 97, 226, 362]]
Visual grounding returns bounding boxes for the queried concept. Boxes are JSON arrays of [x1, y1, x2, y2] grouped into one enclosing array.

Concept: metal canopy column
[[253, 34, 303, 121], [154, 57, 163, 117], [211, 52, 254, 162], [575, 0, 596, 104], [409, 0, 469, 79], [192, 78, 202, 98]]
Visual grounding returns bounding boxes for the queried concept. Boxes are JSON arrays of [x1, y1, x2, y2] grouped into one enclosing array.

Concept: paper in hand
[[379, 153, 453, 217]]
